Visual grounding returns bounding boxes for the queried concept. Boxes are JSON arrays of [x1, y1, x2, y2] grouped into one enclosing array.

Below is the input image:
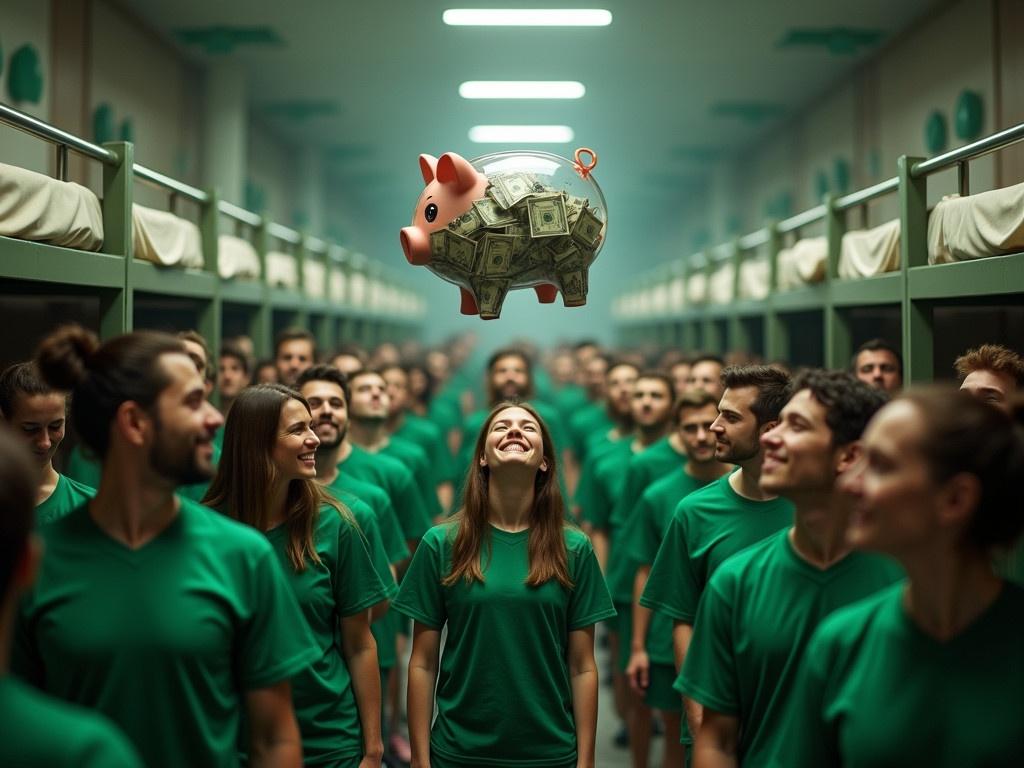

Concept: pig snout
[[400, 226, 433, 266]]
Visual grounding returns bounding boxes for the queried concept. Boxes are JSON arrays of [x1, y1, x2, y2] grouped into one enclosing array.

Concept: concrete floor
[[594, 639, 666, 768]]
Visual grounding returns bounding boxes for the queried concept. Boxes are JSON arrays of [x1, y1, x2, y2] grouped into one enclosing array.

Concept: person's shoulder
[[813, 581, 904, 652], [673, 473, 729, 515], [421, 520, 458, 548], [563, 523, 595, 555], [632, 438, 670, 467], [61, 474, 97, 500], [178, 497, 274, 555], [645, 469, 683, 501], [709, 529, 786, 588]]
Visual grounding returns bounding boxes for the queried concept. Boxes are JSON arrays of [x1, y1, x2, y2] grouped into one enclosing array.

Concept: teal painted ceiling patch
[[671, 145, 725, 163], [175, 26, 283, 55], [778, 27, 883, 56], [711, 101, 786, 123], [259, 100, 340, 121], [325, 144, 374, 162]]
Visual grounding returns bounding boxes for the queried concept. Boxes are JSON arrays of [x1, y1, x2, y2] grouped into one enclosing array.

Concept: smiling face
[[631, 376, 673, 430], [270, 398, 320, 482], [6, 392, 67, 469], [606, 364, 639, 418], [479, 405, 548, 476], [678, 402, 720, 464], [760, 389, 838, 497], [710, 385, 766, 463], [300, 379, 348, 450]]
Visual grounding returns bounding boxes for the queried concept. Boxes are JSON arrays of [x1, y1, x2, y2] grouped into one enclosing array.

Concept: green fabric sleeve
[[334, 517, 392, 615], [567, 537, 617, 630], [677, 576, 739, 715], [639, 504, 701, 622], [393, 530, 447, 629]]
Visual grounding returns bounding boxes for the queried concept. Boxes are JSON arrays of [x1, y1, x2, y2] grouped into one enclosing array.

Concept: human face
[[631, 378, 673, 429], [349, 373, 389, 421], [300, 380, 348, 449], [551, 353, 575, 386], [276, 339, 315, 386], [331, 354, 364, 377], [760, 389, 839, 497], [688, 361, 724, 399], [840, 401, 938, 557], [255, 364, 278, 384], [270, 398, 320, 481], [425, 351, 450, 381], [6, 392, 66, 469], [480, 406, 547, 475], [678, 403, 719, 464], [670, 363, 692, 397], [960, 369, 1016, 413], [855, 350, 901, 393], [217, 355, 250, 399], [606, 364, 638, 418], [180, 339, 208, 378], [584, 357, 608, 398], [710, 386, 765, 463], [490, 354, 530, 401], [408, 368, 429, 399], [382, 367, 409, 416], [148, 353, 224, 485]]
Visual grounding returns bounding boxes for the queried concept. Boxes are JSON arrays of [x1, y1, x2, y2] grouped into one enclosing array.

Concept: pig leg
[[534, 284, 558, 304], [459, 287, 479, 315]]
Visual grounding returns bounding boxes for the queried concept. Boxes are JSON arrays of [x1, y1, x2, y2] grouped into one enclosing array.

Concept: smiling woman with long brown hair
[[394, 401, 615, 768]]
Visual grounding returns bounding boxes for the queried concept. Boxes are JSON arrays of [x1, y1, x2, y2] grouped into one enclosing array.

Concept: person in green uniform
[[204, 384, 390, 768], [775, 389, 1024, 768], [397, 402, 616, 768], [640, 365, 793, 746], [623, 389, 731, 768], [680, 370, 898, 767], [0, 427, 143, 768], [0, 361, 95, 525], [567, 353, 611, 469], [275, 327, 317, 387], [685, 355, 725, 398], [19, 325, 316, 768]]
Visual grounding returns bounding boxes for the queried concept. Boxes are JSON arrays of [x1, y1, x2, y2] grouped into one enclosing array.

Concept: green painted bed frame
[[617, 122, 1024, 382], [0, 103, 423, 364]]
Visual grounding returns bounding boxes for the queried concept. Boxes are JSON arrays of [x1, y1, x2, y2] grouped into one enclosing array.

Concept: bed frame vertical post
[[728, 240, 749, 354], [100, 141, 134, 338], [199, 188, 222, 400], [824, 194, 851, 369], [899, 155, 932, 383], [253, 221, 273, 358], [764, 223, 787, 362]]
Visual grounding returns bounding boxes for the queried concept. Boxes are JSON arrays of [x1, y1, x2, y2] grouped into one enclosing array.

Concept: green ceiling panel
[[175, 26, 284, 55], [711, 101, 786, 123], [778, 27, 884, 56], [259, 100, 340, 121]]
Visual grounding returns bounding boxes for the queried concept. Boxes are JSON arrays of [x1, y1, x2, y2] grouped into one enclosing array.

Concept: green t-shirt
[[14, 498, 320, 768], [552, 384, 588, 424], [259, 505, 392, 766], [774, 581, 1024, 768], [567, 403, 611, 463], [427, 392, 463, 436], [64, 443, 101, 488], [327, 473, 408, 566], [609, 436, 687, 529], [679, 529, 903, 766], [393, 523, 617, 767], [573, 435, 629, 522], [0, 675, 143, 767], [382, 435, 443, 520], [618, 469, 713, 662], [36, 473, 95, 526], [340, 444, 432, 544], [398, 412, 459, 487], [640, 472, 794, 624], [580, 440, 633, 530]]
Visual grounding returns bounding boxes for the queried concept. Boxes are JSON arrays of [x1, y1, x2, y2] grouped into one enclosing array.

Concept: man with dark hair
[[274, 327, 317, 386], [0, 427, 144, 767], [641, 365, 794, 747], [177, 330, 215, 396], [852, 338, 902, 393], [331, 344, 368, 378], [687, 355, 726, 400], [679, 370, 899, 766], [955, 343, 1024, 412], [217, 343, 251, 416]]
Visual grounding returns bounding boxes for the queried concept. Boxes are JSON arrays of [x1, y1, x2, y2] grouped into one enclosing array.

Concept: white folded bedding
[[218, 234, 261, 280], [132, 204, 203, 268], [928, 182, 1024, 264], [738, 256, 770, 300], [839, 219, 901, 278], [0, 162, 103, 250], [777, 237, 827, 289], [266, 250, 299, 289]]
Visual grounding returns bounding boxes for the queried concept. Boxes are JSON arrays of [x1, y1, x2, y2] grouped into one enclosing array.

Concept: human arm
[[626, 564, 653, 692], [589, 528, 609, 572], [340, 610, 384, 766], [692, 709, 739, 768], [672, 620, 701, 735], [568, 625, 599, 768], [407, 622, 442, 768], [245, 681, 304, 768]]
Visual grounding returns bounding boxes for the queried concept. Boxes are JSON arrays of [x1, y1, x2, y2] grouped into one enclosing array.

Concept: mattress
[[838, 219, 900, 278], [132, 204, 203, 268], [777, 237, 827, 289], [266, 250, 299, 289], [217, 234, 261, 280], [0, 161, 103, 250], [668, 275, 686, 312], [738, 255, 770, 300], [928, 182, 1024, 264], [708, 262, 735, 304], [303, 259, 326, 299], [686, 271, 708, 304]]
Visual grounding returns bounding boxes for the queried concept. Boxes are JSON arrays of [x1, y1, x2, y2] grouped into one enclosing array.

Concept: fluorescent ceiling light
[[460, 81, 586, 99], [443, 9, 612, 26], [469, 125, 575, 143]]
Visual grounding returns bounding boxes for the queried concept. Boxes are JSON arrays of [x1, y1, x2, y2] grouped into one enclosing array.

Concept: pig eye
[[424, 203, 438, 223]]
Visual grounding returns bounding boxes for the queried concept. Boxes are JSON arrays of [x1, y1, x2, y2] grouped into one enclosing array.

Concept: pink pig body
[[399, 152, 561, 318]]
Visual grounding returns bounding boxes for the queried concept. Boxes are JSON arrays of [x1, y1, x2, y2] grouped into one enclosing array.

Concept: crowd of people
[[0, 323, 1022, 767]]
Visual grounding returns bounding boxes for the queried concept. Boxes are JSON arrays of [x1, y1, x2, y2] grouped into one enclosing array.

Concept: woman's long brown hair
[[203, 383, 350, 572], [444, 401, 573, 589]]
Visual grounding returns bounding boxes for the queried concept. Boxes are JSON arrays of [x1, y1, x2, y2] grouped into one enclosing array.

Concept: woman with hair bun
[[775, 389, 1024, 767], [395, 402, 615, 768]]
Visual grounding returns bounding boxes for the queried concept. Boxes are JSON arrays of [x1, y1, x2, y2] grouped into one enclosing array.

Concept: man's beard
[[149, 415, 211, 487], [315, 420, 346, 450]]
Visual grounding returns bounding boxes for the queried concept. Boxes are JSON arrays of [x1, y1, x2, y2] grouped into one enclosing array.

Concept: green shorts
[[645, 663, 682, 712]]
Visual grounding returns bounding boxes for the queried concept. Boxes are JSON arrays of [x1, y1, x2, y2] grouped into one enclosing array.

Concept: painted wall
[[247, 118, 301, 230], [0, 0, 51, 174]]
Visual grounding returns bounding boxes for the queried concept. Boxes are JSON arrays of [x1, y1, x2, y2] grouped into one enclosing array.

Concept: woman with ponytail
[[204, 384, 391, 768], [775, 389, 1024, 767], [395, 402, 615, 768]]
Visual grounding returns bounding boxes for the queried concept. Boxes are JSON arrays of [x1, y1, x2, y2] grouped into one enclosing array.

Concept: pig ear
[[436, 152, 479, 194], [419, 154, 438, 184]]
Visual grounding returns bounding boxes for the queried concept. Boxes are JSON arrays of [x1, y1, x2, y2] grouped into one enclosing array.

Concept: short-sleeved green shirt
[[340, 444, 432, 543], [36, 473, 94, 526], [640, 472, 793, 624], [773, 581, 1024, 768], [393, 523, 617, 767], [679, 529, 903, 765], [577, 439, 632, 528], [258, 506, 392, 766], [64, 443, 102, 488], [618, 469, 713, 662], [14, 498, 320, 768], [0, 675, 143, 767], [382, 435, 443, 520], [397, 413, 459, 487], [327, 473, 408, 567], [609, 437, 687, 529], [567, 403, 611, 462]]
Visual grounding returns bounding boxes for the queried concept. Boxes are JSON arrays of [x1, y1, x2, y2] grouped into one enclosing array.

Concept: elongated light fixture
[[443, 9, 612, 26], [459, 81, 586, 99], [469, 125, 574, 143]]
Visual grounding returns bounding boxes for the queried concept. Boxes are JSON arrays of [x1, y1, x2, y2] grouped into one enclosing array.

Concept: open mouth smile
[[499, 439, 530, 453]]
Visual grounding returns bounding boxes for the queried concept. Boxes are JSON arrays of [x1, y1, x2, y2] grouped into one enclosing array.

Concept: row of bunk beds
[[614, 122, 1024, 382], [0, 102, 426, 366]]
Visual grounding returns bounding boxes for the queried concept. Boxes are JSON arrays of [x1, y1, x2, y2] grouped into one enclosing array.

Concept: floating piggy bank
[[400, 149, 607, 319]]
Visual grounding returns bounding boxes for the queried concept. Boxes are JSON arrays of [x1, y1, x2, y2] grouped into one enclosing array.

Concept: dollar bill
[[550, 238, 586, 271], [571, 205, 603, 250], [558, 270, 587, 306], [449, 207, 484, 238], [472, 197, 518, 228], [527, 193, 570, 238], [429, 230, 449, 263], [447, 230, 479, 272], [478, 232, 516, 276], [471, 278, 510, 318], [564, 195, 588, 227], [492, 172, 536, 208]]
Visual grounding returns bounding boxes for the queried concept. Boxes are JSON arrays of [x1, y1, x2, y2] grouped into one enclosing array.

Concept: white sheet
[[217, 234, 261, 280], [686, 272, 707, 304], [0, 161, 103, 250], [266, 250, 299, 289], [839, 219, 901, 278], [738, 256, 770, 300], [303, 259, 326, 299], [132, 204, 203, 268], [777, 237, 827, 289], [708, 262, 735, 304], [928, 182, 1024, 264]]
